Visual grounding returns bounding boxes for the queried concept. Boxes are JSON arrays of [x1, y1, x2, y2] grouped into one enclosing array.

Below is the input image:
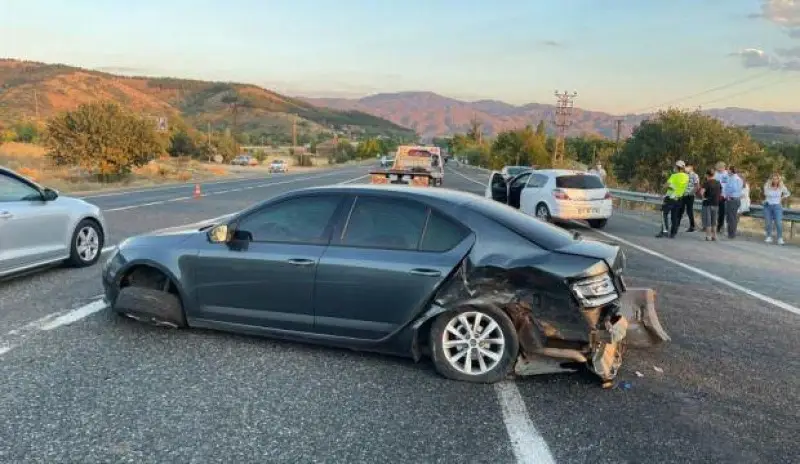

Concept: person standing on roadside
[[681, 163, 700, 232], [700, 169, 722, 241], [723, 166, 744, 239], [763, 172, 791, 245], [656, 160, 689, 239], [713, 161, 730, 234]]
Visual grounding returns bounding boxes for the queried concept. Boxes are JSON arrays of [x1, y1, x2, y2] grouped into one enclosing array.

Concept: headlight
[[571, 273, 618, 307]]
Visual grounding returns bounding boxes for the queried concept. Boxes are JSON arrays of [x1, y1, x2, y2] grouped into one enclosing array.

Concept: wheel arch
[[116, 259, 188, 309]]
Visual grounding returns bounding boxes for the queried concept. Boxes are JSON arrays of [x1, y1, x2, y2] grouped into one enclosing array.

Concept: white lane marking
[[0, 345, 11, 355], [495, 382, 557, 464], [102, 170, 362, 213], [593, 229, 800, 316], [39, 300, 108, 331], [448, 166, 487, 186], [338, 174, 369, 184]]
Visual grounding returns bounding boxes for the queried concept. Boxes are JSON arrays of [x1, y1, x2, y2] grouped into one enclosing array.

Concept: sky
[[2, 0, 799, 114]]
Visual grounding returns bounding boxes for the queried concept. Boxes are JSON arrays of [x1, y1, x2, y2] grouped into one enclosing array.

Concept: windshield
[[556, 174, 605, 189], [506, 166, 530, 176]]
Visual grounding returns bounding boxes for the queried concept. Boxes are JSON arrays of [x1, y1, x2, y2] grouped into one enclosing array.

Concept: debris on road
[[653, 365, 664, 373]]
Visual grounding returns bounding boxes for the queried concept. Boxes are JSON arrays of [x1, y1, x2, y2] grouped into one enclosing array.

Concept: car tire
[[588, 219, 608, 229], [429, 305, 518, 384], [115, 286, 186, 328], [535, 203, 552, 222], [67, 219, 104, 268]]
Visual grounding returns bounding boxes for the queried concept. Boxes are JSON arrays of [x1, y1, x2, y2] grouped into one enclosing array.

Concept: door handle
[[287, 258, 315, 266], [409, 268, 441, 277], [0, 211, 12, 219]]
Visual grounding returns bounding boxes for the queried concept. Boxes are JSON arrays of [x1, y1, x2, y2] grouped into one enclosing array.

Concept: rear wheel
[[535, 203, 551, 222], [67, 219, 104, 267], [429, 306, 518, 383], [588, 219, 608, 229]]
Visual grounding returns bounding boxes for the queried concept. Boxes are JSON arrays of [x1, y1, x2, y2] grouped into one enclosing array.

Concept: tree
[[612, 109, 763, 192], [490, 126, 550, 169], [356, 138, 383, 159], [168, 130, 199, 157], [45, 102, 163, 180], [13, 122, 39, 143], [466, 117, 483, 143]]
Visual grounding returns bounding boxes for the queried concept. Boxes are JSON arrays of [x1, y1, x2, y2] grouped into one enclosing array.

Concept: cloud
[[776, 46, 800, 57], [539, 40, 563, 47], [732, 48, 777, 68], [760, 0, 800, 27]]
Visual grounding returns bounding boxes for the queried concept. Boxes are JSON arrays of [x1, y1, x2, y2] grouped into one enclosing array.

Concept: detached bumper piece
[[588, 287, 670, 387]]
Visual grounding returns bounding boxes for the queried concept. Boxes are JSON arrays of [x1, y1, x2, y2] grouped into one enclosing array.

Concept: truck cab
[[370, 146, 444, 187]]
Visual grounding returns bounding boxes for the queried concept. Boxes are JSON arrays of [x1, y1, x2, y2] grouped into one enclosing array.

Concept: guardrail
[[610, 189, 799, 238]]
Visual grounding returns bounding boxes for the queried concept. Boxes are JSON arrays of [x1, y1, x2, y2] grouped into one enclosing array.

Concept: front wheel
[[67, 219, 104, 267], [429, 306, 518, 383], [588, 219, 608, 229]]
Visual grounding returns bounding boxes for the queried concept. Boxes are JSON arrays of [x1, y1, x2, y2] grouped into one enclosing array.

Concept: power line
[[693, 76, 790, 107], [627, 70, 774, 114]]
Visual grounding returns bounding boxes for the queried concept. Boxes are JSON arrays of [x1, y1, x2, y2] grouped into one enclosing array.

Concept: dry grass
[[0, 142, 242, 193]]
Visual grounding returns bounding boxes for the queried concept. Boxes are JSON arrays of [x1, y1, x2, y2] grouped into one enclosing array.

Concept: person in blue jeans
[[763, 172, 791, 245]]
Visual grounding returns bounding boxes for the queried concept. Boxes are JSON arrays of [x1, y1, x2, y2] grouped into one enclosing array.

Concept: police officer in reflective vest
[[656, 160, 689, 239]]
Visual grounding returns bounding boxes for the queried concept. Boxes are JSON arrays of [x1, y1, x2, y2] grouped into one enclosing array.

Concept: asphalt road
[[1, 163, 798, 463]]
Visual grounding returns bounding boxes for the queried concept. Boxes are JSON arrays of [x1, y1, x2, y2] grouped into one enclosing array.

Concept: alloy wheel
[[441, 311, 506, 375], [76, 225, 100, 262]]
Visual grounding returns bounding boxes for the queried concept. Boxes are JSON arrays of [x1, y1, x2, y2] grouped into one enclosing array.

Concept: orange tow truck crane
[[369, 145, 444, 187]]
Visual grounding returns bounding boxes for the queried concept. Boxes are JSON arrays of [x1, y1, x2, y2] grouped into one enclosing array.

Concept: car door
[[486, 171, 508, 202], [190, 193, 347, 331], [313, 195, 474, 340], [520, 173, 548, 214], [507, 171, 532, 209], [0, 171, 69, 275]]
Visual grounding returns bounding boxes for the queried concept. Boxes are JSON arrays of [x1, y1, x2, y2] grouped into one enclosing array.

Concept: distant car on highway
[[486, 169, 613, 229], [0, 167, 106, 279], [269, 159, 288, 173], [231, 155, 258, 166], [102, 184, 668, 385], [379, 156, 394, 168]]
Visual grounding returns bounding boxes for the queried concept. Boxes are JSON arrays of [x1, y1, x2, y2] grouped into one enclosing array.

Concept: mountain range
[[303, 91, 800, 140], [0, 59, 413, 140]]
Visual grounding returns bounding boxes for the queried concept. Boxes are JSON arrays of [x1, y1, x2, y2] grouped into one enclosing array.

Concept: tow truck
[[369, 145, 444, 187]]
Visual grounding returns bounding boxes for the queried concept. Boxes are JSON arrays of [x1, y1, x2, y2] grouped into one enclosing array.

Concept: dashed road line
[[495, 382, 556, 464], [103, 170, 363, 213]]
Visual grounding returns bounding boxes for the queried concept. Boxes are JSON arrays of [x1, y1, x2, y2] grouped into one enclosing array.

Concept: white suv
[[485, 169, 612, 228]]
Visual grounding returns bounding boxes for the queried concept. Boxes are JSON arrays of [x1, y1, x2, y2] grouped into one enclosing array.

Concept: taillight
[[552, 189, 569, 200], [604, 191, 612, 200]]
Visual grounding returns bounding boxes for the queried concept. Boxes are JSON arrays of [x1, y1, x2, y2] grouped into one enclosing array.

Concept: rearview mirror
[[208, 224, 229, 243], [42, 188, 59, 201]]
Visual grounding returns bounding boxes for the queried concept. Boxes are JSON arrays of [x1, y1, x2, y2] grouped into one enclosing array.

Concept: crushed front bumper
[[512, 287, 670, 385]]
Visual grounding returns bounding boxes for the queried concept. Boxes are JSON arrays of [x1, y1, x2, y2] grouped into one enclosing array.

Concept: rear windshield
[[466, 197, 576, 250], [556, 174, 605, 189]]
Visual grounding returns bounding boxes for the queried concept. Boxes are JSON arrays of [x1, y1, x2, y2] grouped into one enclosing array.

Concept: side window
[[526, 174, 543, 188], [237, 195, 341, 244], [420, 210, 470, 252], [342, 197, 428, 250], [510, 172, 531, 188], [0, 173, 41, 202]]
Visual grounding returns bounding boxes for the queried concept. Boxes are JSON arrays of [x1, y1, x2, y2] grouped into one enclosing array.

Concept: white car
[[500, 165, 532, 180], [0, 166, 107, 279], [484, 169, 612, 228]]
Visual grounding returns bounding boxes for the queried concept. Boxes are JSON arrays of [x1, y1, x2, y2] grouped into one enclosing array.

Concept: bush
[[44, 102, 164, 181]]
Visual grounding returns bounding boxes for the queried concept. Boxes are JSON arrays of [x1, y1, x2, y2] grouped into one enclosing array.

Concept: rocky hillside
[[304, 91, 800, 139], [0, 59, 414, 139]]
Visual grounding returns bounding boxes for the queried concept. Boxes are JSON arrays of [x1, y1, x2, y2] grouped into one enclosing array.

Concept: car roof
[[296, 184, 480, 206], [533, 169, 586, 177]]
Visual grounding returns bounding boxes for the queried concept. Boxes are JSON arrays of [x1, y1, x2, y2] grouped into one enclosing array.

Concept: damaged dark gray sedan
[[102, 185, 670, 386]]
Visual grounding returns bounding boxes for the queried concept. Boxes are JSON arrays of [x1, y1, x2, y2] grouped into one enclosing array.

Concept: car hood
[[554, 239, 624, 275], [118, 223, 213, 250]]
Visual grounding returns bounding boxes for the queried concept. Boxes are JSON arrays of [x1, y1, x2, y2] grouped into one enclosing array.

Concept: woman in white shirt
[[763, 172, 791, 245], [738, 179, 751, 214]]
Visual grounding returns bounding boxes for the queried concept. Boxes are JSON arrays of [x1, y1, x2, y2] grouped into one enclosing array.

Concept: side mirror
[[42, 188, 59, 201], [208, 224, 230, 243]]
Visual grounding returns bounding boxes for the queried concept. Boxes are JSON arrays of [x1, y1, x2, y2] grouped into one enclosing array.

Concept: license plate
[[389, 174, 398, 180], [580, 208, 599, 214]]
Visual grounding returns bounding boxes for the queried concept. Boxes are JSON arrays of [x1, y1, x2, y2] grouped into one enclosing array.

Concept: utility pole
[[552, 90, 577, 166], [207, 122, 212, 145], [292, 115, 298, 148], [614, 119, 622, 158], [33, 89, 40, 120]]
